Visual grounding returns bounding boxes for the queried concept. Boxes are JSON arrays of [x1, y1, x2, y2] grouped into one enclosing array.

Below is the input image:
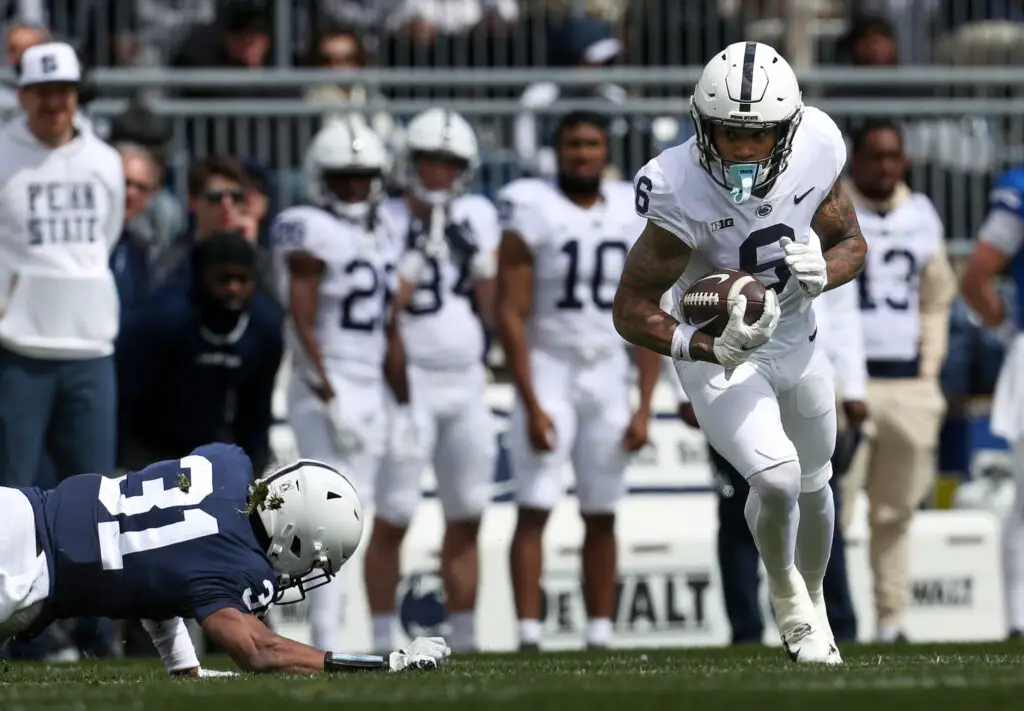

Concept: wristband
[[324, 652, 388, 672], [671, 323, 698, 361]]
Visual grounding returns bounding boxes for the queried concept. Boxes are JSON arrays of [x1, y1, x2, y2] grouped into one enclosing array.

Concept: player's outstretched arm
[[202, 607, 330, 674], [613, 221, 699, 358], [811, 179, 868, 291]]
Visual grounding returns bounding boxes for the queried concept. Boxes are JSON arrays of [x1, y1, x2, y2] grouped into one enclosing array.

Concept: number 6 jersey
[[17, 443, 277, 633], [634, 106, 848, 358]]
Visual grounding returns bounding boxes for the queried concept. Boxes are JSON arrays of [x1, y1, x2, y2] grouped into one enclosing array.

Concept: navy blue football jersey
[[20, 443, 277, 629]]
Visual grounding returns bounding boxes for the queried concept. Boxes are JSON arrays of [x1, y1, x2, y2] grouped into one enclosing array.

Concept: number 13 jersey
[[635, 106, 847, 358], [497, 178, 645, 356]]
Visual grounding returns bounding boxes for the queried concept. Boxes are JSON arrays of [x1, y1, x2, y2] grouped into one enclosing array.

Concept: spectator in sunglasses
[[152, 154, 251, 288]]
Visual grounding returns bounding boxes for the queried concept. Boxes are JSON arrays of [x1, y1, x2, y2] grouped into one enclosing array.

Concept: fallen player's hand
[[779, 236, 826, 298], [389, 636, 452, 672], [712, 290, 780, 368]]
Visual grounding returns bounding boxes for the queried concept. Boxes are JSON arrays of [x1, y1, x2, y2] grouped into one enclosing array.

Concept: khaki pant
[[840, 377, 946, 632]]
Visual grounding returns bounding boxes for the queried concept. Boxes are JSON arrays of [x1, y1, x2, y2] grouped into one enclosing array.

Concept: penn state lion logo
[[399, 572, 448, 638]]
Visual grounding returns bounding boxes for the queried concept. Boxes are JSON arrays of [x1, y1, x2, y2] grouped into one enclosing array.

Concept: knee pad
[[747, 460, 802, 510]]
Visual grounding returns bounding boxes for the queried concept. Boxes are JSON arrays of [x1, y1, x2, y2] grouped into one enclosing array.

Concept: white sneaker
[[807, 586, 844, 665], [769, 571, 837, 665]]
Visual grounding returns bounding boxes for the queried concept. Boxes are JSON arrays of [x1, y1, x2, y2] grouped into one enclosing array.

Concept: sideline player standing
[[0, 42, 124, 487], [0, 442, 450, 674], [364, 109, 499, 654], [270, 120, 412, 651], [612, 42, 867, 664], [961, 160, 1024, 640], [841, 120, 956, 642], [497, 111, 661, 650]]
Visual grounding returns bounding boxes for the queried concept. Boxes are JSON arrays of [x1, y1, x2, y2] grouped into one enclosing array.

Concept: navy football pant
[[712, 446, 858, 644], [0, 347, 116, 486]]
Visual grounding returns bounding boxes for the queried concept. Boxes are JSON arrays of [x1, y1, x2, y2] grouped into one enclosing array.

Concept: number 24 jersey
[[18, 443, 276, 630], [634, 106, 848, 358], [497, 178, 645, 355]]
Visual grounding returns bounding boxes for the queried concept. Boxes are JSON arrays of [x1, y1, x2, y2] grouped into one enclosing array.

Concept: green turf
[[1, 643, 1022, 711]]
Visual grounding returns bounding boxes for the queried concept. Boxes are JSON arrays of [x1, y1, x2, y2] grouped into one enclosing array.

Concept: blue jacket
[[115, 281, 283, 473]]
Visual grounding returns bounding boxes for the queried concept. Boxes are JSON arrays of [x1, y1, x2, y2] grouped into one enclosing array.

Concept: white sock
[[371, 613, 395, 653], [307, 577, 344, 651], [877, 624, 902, 642], [745, 465, 801, 597], [448, 611, 476, 651], [518, 618, 541, 645], [585, 618, 612, 647], [796, 484, 835, 596]]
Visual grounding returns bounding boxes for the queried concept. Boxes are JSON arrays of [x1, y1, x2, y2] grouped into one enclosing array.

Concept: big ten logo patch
[[399, 571, 450, 638], [540, 567, 713, 638], [26, 181, 103, 246]]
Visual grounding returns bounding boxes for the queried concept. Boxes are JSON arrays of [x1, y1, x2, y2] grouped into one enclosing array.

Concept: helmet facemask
[[317, 167, 384, 225], [691, 98, 802, 205], [403, 149, 473, 207]]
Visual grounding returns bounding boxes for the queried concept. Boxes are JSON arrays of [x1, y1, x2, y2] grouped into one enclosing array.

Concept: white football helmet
[[398, 108, 480, 206], [691, 41, 803, 204], [255, 459, 365, 601], [304, 118, 389, 223]]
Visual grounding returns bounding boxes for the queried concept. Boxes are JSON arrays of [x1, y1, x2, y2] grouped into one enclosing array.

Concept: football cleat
[[781, 622, 841, 665]]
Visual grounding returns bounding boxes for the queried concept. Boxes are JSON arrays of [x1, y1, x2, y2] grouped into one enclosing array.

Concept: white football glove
[[777, 276, 812, 314], [780, 235, 827, 298], [389, 404, 420, 463], [326, 399, 365, 456], [389, 636, 451, 672], [198, 668, 239, 678], [712, 290, 781, 369]]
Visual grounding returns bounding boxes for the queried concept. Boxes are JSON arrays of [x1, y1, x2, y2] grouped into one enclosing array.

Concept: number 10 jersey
[[634, 105, 848, 359]]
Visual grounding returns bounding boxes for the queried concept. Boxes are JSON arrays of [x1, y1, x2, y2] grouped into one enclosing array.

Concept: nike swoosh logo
[[693, 315, 718, 329], [809, 328, 817, 342], [700, 273, 731, 286], [794, 188, 814, 204]]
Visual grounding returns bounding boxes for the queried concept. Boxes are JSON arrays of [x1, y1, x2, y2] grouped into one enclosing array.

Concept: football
[[680, 268, 767, 338]]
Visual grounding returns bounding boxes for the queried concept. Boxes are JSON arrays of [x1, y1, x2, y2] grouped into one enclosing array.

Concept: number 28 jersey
[[497, 178, 645, 355], [271, 206, 400, 382], [19, 443, 276, 630], [634, 106, 848, 358]]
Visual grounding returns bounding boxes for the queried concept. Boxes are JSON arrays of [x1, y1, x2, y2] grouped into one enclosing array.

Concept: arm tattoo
[[811, 179, 868, 291], [612, 222, 689, 358]]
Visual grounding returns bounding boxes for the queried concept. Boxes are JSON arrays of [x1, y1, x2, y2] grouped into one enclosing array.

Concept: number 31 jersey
[[497, 178, 645, 355], [634, 106, 847, 358], [19, 443, 277, 630]]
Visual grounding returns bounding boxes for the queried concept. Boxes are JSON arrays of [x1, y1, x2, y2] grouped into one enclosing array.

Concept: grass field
[[1, 643, 1022, 711]]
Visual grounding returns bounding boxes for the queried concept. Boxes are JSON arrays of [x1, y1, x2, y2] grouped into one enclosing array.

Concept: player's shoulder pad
[[633, 146, 694, 246], [496, 178, 553, 233], [453, 192, 498, 218], [602, 179, 636, 205], [270, 205, 335, 257], [189, 443, 256, 488], [989, 168, 1024, 216], [907, 192, 944, 235], [799, 105, 847, 179]]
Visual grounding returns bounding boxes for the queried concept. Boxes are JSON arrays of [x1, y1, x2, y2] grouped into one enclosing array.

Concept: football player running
[[364, 109, 499, 653], [270, 120, 412, 651], [612, 42, 867, 664], [497, 111, 661, 650], [0, 443, 451, 675]]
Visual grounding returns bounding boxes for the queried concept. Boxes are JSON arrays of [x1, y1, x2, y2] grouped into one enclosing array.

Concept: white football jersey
[[270, 205, 400, 381], [854, 193, 943, 361], [498, 178, 645, 354], [634, 106, 847, 358], [383, 195, 499, 369]]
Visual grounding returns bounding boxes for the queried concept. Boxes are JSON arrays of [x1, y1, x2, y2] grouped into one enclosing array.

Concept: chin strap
[[728, 163, 759, 204]]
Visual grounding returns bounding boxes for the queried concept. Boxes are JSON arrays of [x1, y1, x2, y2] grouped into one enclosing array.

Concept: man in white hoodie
[[0, 42, 124, 488]]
